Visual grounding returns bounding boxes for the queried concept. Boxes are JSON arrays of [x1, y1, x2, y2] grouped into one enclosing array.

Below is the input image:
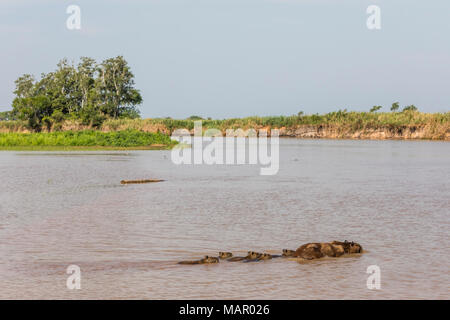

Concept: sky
[[0, 0, 449, 118]]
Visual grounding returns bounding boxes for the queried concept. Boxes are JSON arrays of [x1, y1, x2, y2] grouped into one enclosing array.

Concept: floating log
[[120, 179, 164, 184]]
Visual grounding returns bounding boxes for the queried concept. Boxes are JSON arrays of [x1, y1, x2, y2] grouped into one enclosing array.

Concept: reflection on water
[[0, 139, 449, 299]]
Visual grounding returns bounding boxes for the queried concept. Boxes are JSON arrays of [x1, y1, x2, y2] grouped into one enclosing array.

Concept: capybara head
[[348, 241, 363, 253], [247, 251, 262, 259], [282, 249, 295, 257], [219, 252, 233, 259], [332, 240, 362, 254]]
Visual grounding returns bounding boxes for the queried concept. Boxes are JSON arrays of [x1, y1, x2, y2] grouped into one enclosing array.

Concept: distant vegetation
[[0, 130, 175, 150], [9, 56, 142, 132], [187, 115, 204, 120], [370, 105, 382, 112], [98, 109, 449, 131]]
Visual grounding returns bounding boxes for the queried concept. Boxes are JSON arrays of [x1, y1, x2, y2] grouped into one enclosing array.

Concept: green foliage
[[11, 56, 142, 132], [370, 105, 382, 112], [0, 130, 174, 148], [391, 102, 400, 112], [0, 111, 15, 121], [403, 105, 418, 112], [12, 95, 52, 131], [187, 115, 204, 120], [95, 56, 142, 119], [14, 74, 35, 98]]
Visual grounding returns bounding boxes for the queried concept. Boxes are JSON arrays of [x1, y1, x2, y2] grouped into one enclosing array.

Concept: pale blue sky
[[1, 0, 449, 118]]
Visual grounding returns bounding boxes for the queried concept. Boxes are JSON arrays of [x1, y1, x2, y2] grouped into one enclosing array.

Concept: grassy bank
[[101, 111, 450, 140], [0, 130, 176, 150], [1, 111, 449, 141], [100, 111, 450, 130]]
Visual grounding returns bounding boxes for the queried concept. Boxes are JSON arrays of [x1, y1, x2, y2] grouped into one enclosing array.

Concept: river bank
[[1, 111, 449, 142], [0, 130, 176, 150]]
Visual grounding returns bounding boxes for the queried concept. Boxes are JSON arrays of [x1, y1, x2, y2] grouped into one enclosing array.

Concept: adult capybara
[[319, 243, 339, 257], [293, 243, 324, 260], [292, 241, 363, 260]]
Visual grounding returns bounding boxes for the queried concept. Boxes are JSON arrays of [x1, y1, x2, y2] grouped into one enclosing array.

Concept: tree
[[10, 56, 143, 131], [96, 56, 142, 119], [12, 95, 52, 131], [187, 115, 203, 120], [51, 59, 79, 114], [0, 111, 14, 121], [391, 102, 400, 112], [14, 74, 35, 98], [370, 105, 382, 112], [76, 57, 96, 110], [403, 105, 418, 112]]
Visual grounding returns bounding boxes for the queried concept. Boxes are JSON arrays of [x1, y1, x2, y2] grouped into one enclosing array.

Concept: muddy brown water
[[0, 139, 448, 299]]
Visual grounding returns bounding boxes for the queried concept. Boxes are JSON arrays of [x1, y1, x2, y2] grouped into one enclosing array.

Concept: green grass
[[0, 130, 176, 150]]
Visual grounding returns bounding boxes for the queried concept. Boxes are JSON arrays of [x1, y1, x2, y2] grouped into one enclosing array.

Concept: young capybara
[[282, 249, 296, 257], [178, 255, 219, 265], [228, 251, 262, 262], [218, 252, 233, 259]]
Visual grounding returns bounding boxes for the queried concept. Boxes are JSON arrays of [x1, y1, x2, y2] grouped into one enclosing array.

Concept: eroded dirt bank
[[276, 125, 449, 140], [167, 125, 449, 140]]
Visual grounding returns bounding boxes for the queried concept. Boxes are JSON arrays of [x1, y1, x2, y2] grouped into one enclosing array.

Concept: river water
[[0, 139, 448, 299]]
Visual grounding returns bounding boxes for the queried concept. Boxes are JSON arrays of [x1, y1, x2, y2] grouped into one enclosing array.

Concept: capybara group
[[178, 241, 362, 265]]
